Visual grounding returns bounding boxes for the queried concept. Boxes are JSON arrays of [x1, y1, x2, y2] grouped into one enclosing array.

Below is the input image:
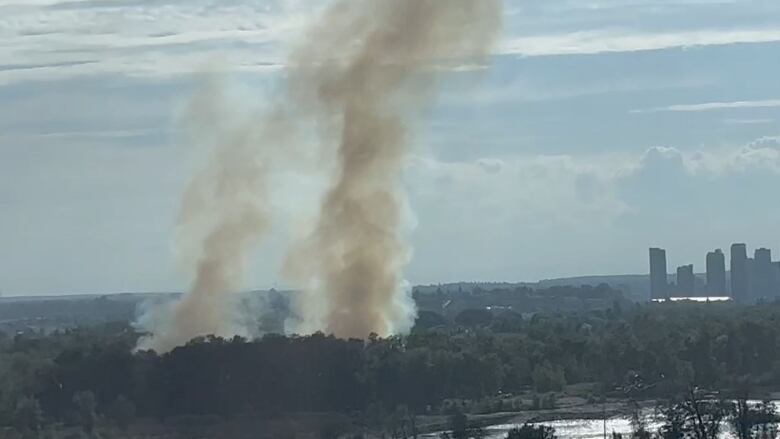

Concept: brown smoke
[[136, 0, 502, 351], [283, 0, 503, 338], [136, 83, 291, 353]]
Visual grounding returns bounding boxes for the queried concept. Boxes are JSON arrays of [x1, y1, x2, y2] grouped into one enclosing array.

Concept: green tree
[[454, 309, 493, 327], [531, 362, 565, 393], [107, 394, 135, 430], [12, 396, 42, 434], [72, 390, 96, 435]]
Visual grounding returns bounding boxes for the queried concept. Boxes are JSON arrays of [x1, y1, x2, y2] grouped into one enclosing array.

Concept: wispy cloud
[[0, 128, 164, 141], [501, 28, 780, 57], [3, 0, 780, 85], [723, 118, 775, 125], [0, 0, 312, 84], [631, 99, 780, 114]]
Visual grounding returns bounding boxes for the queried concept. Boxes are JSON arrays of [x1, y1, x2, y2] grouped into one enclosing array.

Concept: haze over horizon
[[2, 0, 780, 296]]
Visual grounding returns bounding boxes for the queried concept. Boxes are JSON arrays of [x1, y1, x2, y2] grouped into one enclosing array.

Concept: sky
[[1, 0, 780, 295]]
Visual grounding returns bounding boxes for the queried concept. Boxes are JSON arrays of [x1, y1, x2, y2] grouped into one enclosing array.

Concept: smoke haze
[[136, 82, 291, 352], [136, 0, 502, 351]]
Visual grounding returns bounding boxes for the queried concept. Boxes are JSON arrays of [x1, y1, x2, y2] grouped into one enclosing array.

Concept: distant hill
[[536, 274, 652, 301], [414, 272, 713, 303], [0, 290, 290, 334], [413, 275, 651, 302]]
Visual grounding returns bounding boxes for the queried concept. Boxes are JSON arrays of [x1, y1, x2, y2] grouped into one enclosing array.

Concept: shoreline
[[416, 398, 659, 434]]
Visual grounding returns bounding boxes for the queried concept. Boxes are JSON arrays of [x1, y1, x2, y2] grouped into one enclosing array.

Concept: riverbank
[[417, 386, 780, 436], [415, 394, 658, 435]]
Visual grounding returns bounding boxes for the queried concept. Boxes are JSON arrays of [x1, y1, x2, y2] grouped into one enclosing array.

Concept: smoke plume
[[136, 83, 290, 353], [282, 0, 502, 338], [136, 0, 502, 351]]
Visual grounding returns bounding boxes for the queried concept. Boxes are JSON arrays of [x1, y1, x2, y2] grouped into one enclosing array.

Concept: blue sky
[[1, 0, 779, 295]]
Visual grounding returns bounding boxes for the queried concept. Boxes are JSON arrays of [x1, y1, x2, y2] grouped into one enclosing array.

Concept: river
[[424, 401, 780, 439], [483, 417, 663, 439]]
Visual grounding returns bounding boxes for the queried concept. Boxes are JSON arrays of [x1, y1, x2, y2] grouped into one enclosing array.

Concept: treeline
[[414, 282, 629, 316], [3, 301, 780, 432]]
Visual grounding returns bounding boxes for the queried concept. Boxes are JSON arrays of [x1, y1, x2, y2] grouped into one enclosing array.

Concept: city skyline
[[650, 243, 780, 301]]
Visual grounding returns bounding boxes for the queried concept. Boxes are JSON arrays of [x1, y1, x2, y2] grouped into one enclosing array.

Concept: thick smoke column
[[136, 0, 502, 351], [283, 0, 502, 338], [136, 84, 287, 353]]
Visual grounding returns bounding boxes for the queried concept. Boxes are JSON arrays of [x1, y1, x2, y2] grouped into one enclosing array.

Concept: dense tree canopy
[[2, 300, 780, 433]]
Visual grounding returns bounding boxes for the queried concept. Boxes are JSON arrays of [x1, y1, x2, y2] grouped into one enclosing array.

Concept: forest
[[3, 300, 780, 437]]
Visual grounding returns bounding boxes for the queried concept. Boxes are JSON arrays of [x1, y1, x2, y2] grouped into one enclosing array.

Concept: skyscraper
[[706, 249, 726, 296], [755, 248, 771, 263], [731, 243, 749, 303], [773, 262, 780, 296], [676, 264, 695, 297], [649, 248, 668, 301], [753, 248, 773, 299]]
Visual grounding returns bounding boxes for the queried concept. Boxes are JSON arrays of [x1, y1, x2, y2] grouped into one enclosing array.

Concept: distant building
[[755, 248, 771, 263], [676, 264, 695, 297], [706, 249, 726, 296], [649, 248, 668, 300], [753, 248, 773, 299], [774, 262, 780, 295], [731, 243, 749, 303]]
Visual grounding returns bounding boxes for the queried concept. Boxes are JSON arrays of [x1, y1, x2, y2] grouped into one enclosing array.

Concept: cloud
[[614, 138, 780, 185], [683, 136, 780, 174], [0, 0, 312, 84], [0, 60, 96, 72], [632, 99, 780, 114], [3, 0, 780, 85], [616, 140, 780, 244], [500, 28, 780, 57], [408, 137, 780, 237], [723, 118, 774, 125], [444, 74, 712, 107], [402, 135, 780, 282], [404, 153, 634, 281], [407, 154, 628, 228], [0, 127, 164, 142]]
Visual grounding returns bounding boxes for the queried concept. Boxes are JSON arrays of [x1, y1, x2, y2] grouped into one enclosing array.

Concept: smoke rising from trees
[[136, 0, 502, 352], [282, 0, 502, 338], [135, 83, 293, 352]]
